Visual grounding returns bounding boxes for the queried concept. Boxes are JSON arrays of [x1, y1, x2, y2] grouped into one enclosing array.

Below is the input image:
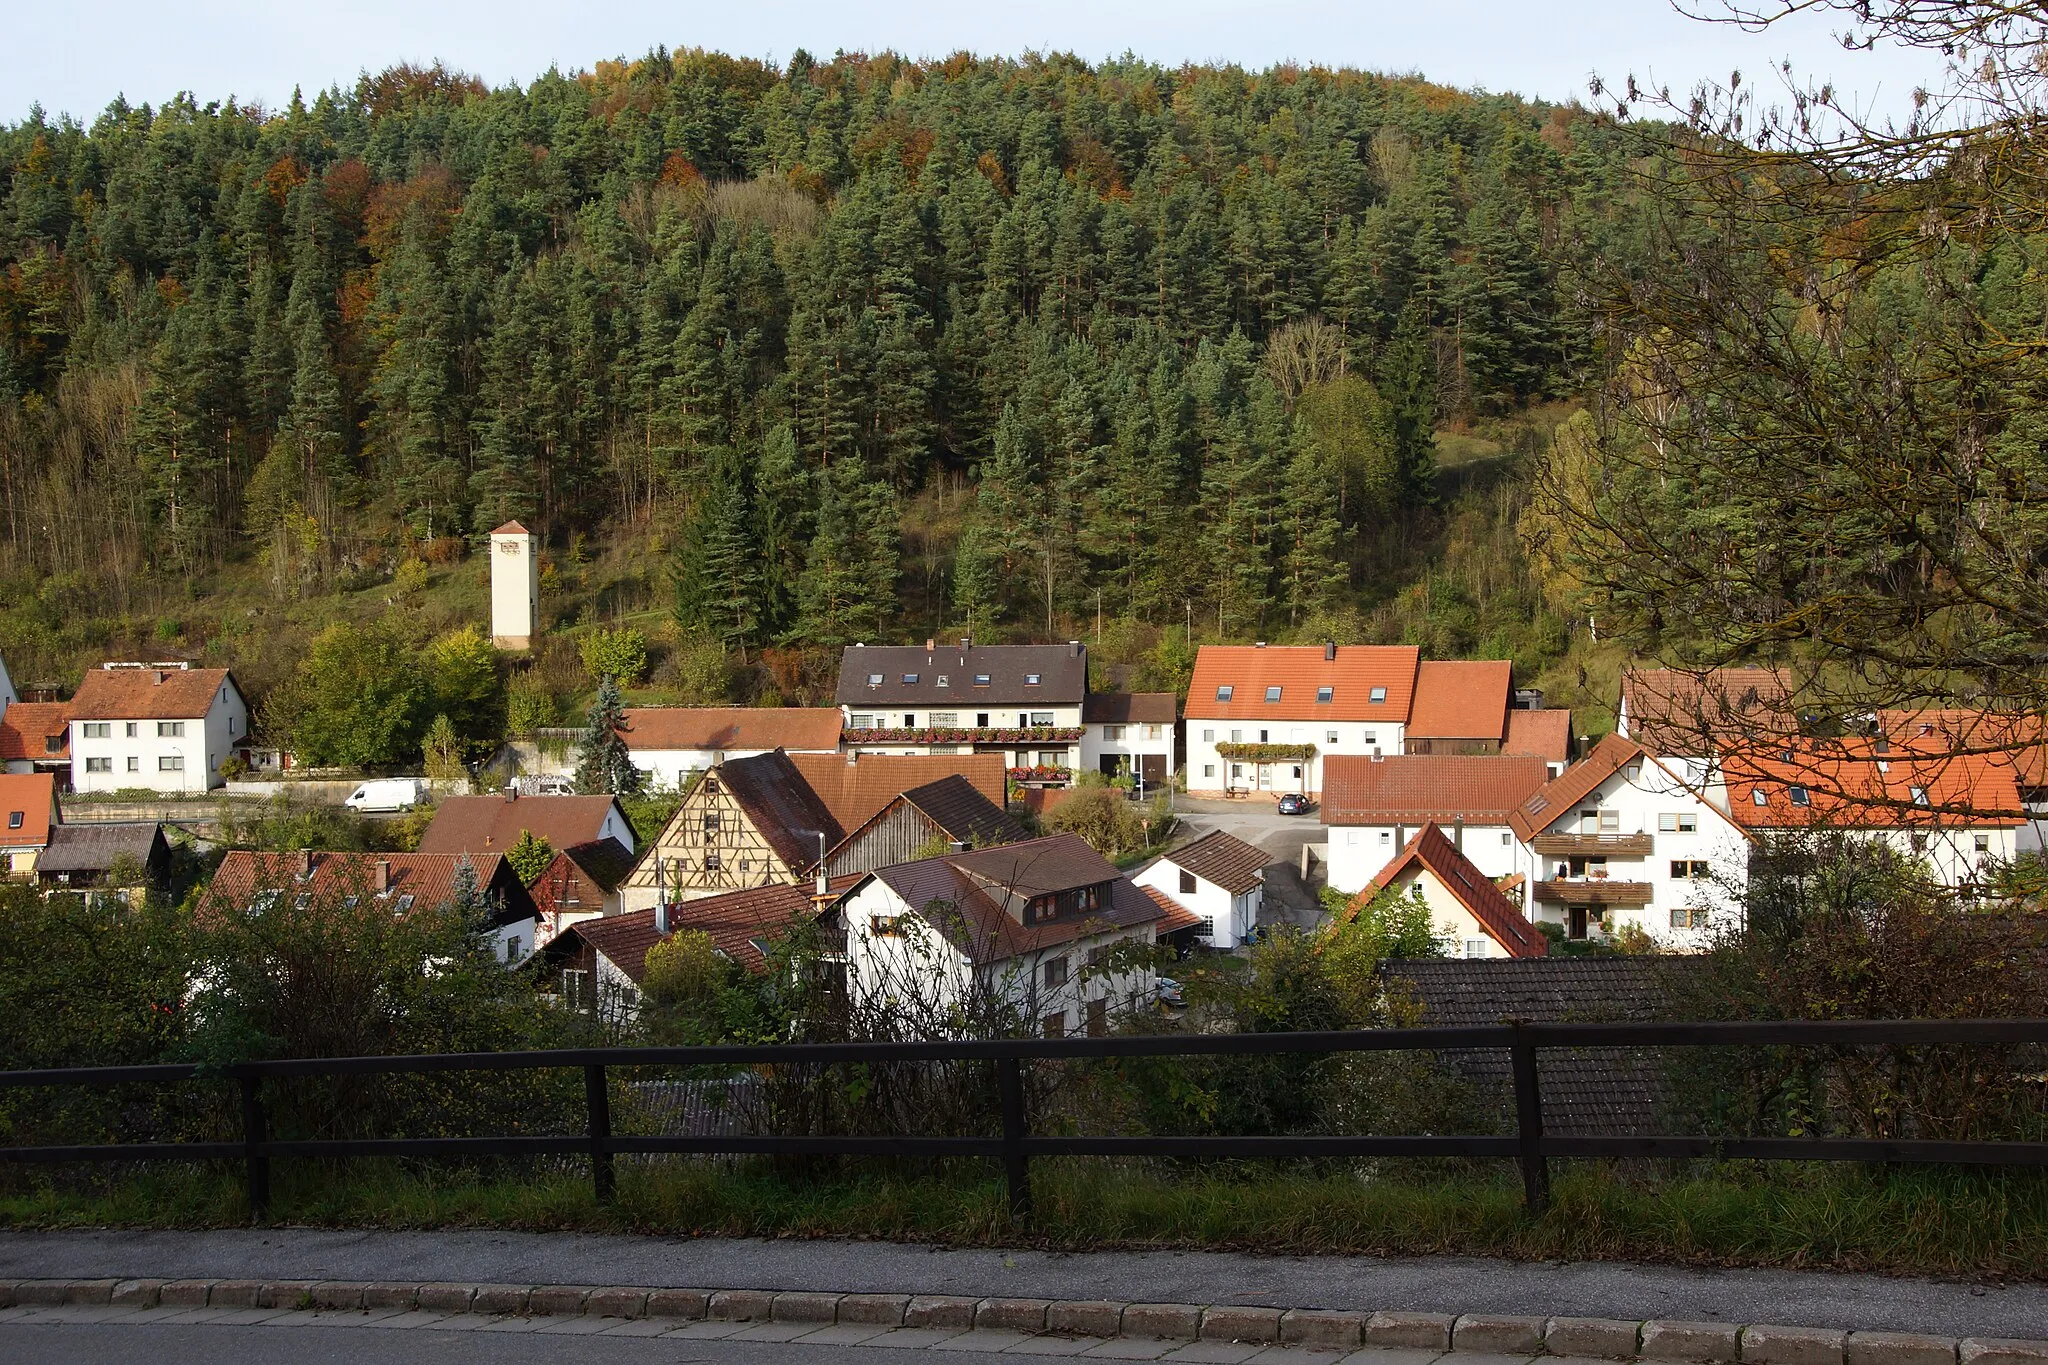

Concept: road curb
[[1, 1277, 2044, 1363]]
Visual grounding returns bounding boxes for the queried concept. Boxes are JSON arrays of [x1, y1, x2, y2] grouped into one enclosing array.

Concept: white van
[[344, 778, 427, 812]]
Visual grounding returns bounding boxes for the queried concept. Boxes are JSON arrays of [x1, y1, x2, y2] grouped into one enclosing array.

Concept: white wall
[[490, 529, 538, 647], [1130, 857, 1260, 948], [1184, 717, 1405, 796], [1396, 871, 1515, 958], [1325, 822, 1520, 895], [484, 913, 540, 968], [69, 684, 248, 794], [842, 702, 1084, 772], [1078, 722, 1176, 785]]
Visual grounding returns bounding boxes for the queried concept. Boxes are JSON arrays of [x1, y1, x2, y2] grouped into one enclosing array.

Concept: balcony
[[1530, 832, 1655, 857], [844, 726, 1084, 746], [1533, 879, 1655, 906]]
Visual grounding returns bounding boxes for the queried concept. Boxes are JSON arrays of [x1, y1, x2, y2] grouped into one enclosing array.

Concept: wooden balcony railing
[[1533, 879, 1655, 906], [1529, 833, 1655, 857]]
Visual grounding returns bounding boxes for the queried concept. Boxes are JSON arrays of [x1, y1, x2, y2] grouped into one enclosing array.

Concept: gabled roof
[[492, 520, 530, 535], [0, 772, 57, 847], [1323, 755, 1550, 827], [867, 833, 1162, 963], [556, 876, 859, 979], [1877, 709, 2048, 792], [1185, 645, 1420, 722], [1083, 692, 1178, 726], [1723, 741, 2025, 830], [1157, 829, 1268, 895], [1503, 709, 1573, 764], [529, 837, 636, 915], [0, 701, 70, 760], [1618, 667, 1792, 756], [415, 794, 629, 858], [1509, 733, 1646, 841], [719, 749, 846, 869], [202, 851, 534, 928], [1405, 661, 1512, 741], [900, 775, 1028, 847], [1349, 823, 1546, 958], [837, 642, 1087, 707], [37, 822, 167, 875], [68, 666, 240, 721], [619, 706, 842, 754], [1141, 885, 1209, 935], [788, 751, 1006, 834]]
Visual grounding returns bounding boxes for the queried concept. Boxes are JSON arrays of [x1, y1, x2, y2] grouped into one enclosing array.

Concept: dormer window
[[1788, 786, 1810, 807], [1265, 686, 1283, 703], [902, 673, 919, 685], [866, 673, 884, 686], [974, 674, 992, 686], [1369, 686, 1387, 704], [1316, 687, 1333, 703], [1216, 685, 1233, 702], [1024, 673, 1042, 686]]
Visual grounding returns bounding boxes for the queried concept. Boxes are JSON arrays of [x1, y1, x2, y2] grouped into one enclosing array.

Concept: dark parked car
[[1276, 793, 1311, 815]]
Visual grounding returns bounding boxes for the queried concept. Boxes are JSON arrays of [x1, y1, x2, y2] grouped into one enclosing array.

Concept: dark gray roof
[[837, 643, 1087, 708], [37, 822, 167, 874], [1382, 958, 1700, 1137], [1083, 692, 1178, 725], [902, 775, 1028, 848], [718, 750, 844, 870]]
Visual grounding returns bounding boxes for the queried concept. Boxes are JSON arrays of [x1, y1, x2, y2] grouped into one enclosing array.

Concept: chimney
[[375, 859, 391, 892], [1069, 640, 1081, 657], [1325, 641, 1337, 661], [154, 670, 166, 684], [294, 848, 312, 878], [655, 897, 670, 935], [845, 750, 857, 766], [1453, 819, 1464, 852], [958, 636, 970, 664], [1255, 641, 1267, 649], [504, 784, 518, 801], [950, 840, 968, 854]]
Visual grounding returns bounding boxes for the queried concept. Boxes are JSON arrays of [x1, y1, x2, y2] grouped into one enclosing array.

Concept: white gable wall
[[1130, 858, 1260, 948], [1326, 822, 1519, 896]]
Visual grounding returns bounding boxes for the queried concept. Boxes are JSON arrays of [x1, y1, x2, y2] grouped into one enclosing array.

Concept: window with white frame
[[851, 714, 874, 729], [1327, 730, 1340, 744], [1102, 725, 1125, 742], [158, 721, 185, 737], [1463, 939, 1489, 958], [84, 757, 111, 773]]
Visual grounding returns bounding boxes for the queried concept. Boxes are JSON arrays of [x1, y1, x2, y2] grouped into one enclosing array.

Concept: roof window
[[1265, 686, 1283, 703], [1911, 786, 1930, 806], [1369, 686, 1388, 704], [902, 673, 919, 684], [936, 675, 950, 688], [1788, 786, 1810, 807], [866, 673, 884, 686], [1216, 685, 1234, 702], [6, 811, 20, 830], [974, 674, 992, 686], [1024, 673, 1042, 686], [1752, 789, 1769, 806], [1317, 686, 1333, 703]]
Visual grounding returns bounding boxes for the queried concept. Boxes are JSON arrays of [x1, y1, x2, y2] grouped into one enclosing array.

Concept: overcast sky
[[9, 0, 1946, 128]]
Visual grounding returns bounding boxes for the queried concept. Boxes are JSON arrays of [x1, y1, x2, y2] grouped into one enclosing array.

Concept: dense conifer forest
[[0, 49, 1658, 746]]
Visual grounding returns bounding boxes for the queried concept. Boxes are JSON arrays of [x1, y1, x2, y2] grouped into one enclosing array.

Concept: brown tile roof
[[0, 773, 57, 847], [414, 794, 628, 857], [564, 877, 859, 979], [1159, 829, 1268, 895], [837, 642, 1088, 707], [1185, 645, 1420, 722], [1347, 823, 1546, 958], [529, 838, 636, 916], [1723, 740, 2025, 830], [1503, 709, 1573, 764], [1323, 755, 1551, 827], [492, 520, 530, 534], [202, 851, 535, 928], [1083, 692, 1178, 726], [1406, 661, 1512, 741], [789, 751, 1007, 833], [0, 702, 70, 760], [619, 706, 841, 753], [68, 666, 241, 721], [1142, 884, 1208, 936], [1619, 667, 1792, 755], [1509, 734, 1646, 841], [870, 833, 1163, 963], [901, 775, 1028, 847], [719, 750, 846, 868]]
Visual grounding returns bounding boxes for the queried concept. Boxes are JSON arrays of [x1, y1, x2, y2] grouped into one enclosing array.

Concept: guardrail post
[[1508, 1020, 1550, 1214], [238, 1073, 270, 1222], [584, 1064, 615, 1203], [997, 1056, 1031, 1223]]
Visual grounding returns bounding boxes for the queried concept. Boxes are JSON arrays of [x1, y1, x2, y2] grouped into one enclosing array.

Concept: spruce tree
[[574, 676, 641, 796]]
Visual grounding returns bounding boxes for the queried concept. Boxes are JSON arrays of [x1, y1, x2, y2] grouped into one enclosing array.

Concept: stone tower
[[490, 521, 538, 650]]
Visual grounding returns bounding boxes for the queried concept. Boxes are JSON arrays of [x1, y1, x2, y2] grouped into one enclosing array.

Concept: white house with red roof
[[1184, 643, 1422, 798], [1341, 823, 1547, 959], [616, 706, 842, 790], [66, 663, 249, 794], [1321, 754, 1552, 892], [0, 772, 59, 879]]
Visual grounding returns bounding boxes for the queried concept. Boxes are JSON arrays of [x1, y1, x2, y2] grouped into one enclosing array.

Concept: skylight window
[[1369, 686, 1388, 704], [1317, 687, 1333, 703], [974, 674, 992, 686], [902, 673, 919, 684], [1911, 786, 1930, 806], [1788, 786, 1810, 807], [1024, 673, 1042, 686], [866, 673, 884, 686], [1265, 686, 1283, 703], [1752, 789, 1769, 806], [1216, 685, 1234, 701], [936, 675, 950, 688]]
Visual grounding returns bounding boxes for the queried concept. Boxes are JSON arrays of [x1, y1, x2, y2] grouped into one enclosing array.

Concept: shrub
[[505, 674, 557, 737], [579, 627, 649, 685], [505, 830, 555, 884]]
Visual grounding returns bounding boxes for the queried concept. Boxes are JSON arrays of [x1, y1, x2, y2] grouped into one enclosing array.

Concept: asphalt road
[[4, 1230, 2045, 1339]]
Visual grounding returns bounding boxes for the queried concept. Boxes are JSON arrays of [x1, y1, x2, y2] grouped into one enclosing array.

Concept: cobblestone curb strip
[[0, 1278, 2044, 1364]]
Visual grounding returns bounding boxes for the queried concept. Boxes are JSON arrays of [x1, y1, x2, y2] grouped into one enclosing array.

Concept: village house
[[0, 772, 58, 879], [0, 678, 71, 781], [837, 640, 1089, 787], [414, 791, 636, 858], [832, 834, 1165, 1038], [616, 706, 842, 790], [527, 837, 636, 948], [1503, 707, 1575, 777], [36, 822, 171, 902], [1507, 733, 1749, 950], [821, 775, 1027, 879], [1402, 660, 1514, 755], [1130, 829, 1267, 948], [204, 850, 540, 966], [1343, 823, 1548, 959], [1321, 754, 1552, 893], [621, 749, 1008, 908], [1077, 691, 1178, 791], [65, 663, 249, 794], [1183, 643, 1426, 798]]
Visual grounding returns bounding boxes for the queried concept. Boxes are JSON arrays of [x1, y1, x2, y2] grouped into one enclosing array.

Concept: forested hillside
[[0, 50, 1656, 747]]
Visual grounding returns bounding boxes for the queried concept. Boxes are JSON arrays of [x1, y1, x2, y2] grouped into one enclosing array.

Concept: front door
[[1568, 905, 1589, 940], [1139, 754, 1166, 787], [1099, 755, 1122, 778]]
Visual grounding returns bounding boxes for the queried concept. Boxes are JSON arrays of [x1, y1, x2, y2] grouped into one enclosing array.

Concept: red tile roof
[[1323, 755, 1551, 826], [0, 773, 57, 847], [201, 851, 535, 928], [1141, 885, 1208, 936], [1406, 661, 1512, 741], [1877, 710, 2048, 792], [1723, 740, 2025, 830], [1503, 709, 1573, 764], [492, 521, 530, 534], [68, 666, 240, 721], [1346, 823, 1547, 958], [1618, 667, 1791, 755], [788, 752, 1007, 834], [1509, 734, 1647, 841], [1185, 645, 1420, 722], [565, 877, 860, 979], [619, 707, 842, 753], [0, 702, 71, 760], [415, 794, 628, 857]]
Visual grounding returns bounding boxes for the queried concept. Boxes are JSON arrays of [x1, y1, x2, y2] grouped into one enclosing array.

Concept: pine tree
[[573, 676, 641, 796], [675, 449, 762, 658]]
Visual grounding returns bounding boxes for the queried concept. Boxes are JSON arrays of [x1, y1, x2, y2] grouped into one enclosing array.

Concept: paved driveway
[[1165, 799, 1328, 933]]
